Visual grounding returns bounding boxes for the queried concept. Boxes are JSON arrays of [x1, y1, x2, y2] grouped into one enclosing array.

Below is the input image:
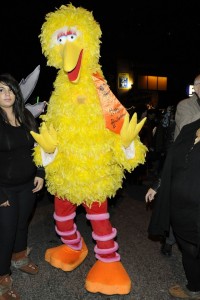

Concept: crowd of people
[[129, 104, 176, 186]]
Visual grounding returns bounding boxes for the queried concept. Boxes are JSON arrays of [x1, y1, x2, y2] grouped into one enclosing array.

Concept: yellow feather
[[40, 123, 57, 152], [30, 131, 51, 152], [133, 117, 147, 138], [32, 4, 148, 206]]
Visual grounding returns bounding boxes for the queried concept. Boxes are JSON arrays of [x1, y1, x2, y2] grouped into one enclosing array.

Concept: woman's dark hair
[[0, 73, 37, 132]]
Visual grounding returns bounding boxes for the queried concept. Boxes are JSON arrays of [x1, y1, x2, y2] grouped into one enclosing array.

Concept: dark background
[[1, 0, 200, 105]]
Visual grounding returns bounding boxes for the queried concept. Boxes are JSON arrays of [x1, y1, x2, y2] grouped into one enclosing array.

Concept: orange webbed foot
[[85, 260, 131, 295], [45, 239, 88, 271]]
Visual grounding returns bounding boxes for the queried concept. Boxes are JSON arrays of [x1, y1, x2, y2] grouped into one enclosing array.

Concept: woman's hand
[[0, 200, 10, 207], [32, 177, 44, 193], [145, 188, 157, 203]]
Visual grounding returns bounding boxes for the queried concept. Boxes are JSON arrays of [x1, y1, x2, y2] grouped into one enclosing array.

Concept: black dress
[[148, 118, 200, 245]]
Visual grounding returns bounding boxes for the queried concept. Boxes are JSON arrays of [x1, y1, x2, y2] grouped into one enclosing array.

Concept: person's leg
[[177, 236, 200, 291], [45, 197, 88, 271], [12, 181, 36, 252], [83, 200, 118, 260], [0, 188, 19, 275], [161, 226, 176, 256], [11, 181, 39, 275], [166, 226, 176, 245], [169, 235, 200, 298], [0, 186, 20, 299], [83, 200, 131, 295], [54, 197, 80, 249]]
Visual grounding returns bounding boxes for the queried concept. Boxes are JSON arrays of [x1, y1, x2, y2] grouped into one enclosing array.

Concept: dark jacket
[[0, 112, 44, 204], [148, 118, 200, 245]]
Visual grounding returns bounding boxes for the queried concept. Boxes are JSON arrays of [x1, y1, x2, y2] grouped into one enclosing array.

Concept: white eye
[[67, 34, 77, 42], [57, 35, 68, 44], [57, 34, 77, 44]]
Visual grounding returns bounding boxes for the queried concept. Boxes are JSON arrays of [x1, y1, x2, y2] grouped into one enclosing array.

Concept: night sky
[[1, 1, 200, 103]]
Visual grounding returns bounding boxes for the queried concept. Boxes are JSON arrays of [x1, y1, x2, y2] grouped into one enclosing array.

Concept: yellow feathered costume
[[31, 4, 147, 295]]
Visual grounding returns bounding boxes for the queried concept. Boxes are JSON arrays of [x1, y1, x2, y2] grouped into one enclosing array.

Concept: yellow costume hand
[[120, 113, 146, 148], [30, 123, 57, 153]]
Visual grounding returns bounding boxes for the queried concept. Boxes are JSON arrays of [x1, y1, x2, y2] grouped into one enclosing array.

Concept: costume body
[[32, 4, 147, 295], [148, 118, 200, 291], [0, 111, 44, 275]]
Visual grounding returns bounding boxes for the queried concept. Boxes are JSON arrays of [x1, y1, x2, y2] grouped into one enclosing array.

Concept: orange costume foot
[[45, 239, 88, 271], [85, 260, 131, 295]]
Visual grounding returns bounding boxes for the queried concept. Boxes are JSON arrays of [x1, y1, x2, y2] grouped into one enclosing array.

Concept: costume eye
[[67, 34, 77, 42], [57, 34, 77, 44], [57, 35, 68, 44]]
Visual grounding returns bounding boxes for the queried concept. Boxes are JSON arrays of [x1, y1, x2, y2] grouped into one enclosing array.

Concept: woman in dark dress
[[147, 118, 200, 299]]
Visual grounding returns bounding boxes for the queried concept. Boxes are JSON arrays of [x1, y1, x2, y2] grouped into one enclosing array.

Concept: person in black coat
[[147, 118, 200, 299], [0, 74, 45, 299], [146, 75, 200, 257]]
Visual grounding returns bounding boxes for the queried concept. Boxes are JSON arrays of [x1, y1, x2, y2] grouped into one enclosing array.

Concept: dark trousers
[[0, 180, 36, 275], [166, 226, 176, 245], [175, 234, 200, 292]]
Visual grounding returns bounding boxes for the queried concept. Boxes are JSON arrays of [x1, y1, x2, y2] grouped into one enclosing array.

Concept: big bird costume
[[31, 4, 147, 295]]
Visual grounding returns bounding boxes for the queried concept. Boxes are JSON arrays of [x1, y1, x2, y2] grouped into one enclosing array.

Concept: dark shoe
[[169, 284, 200, 299], [161, 243, 172, 256]]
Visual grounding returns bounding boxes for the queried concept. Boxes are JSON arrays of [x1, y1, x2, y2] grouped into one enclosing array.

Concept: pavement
[[11, 173, 186, 300]]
